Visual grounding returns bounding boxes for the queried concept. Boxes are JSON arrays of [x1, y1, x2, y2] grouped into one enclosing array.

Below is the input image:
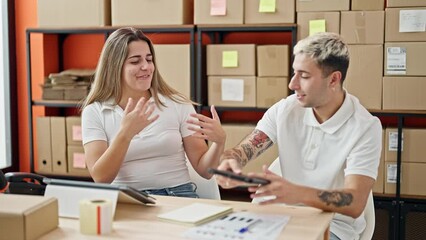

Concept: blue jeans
[[142, 182, 199, 198], [330, 232, 341, 240]]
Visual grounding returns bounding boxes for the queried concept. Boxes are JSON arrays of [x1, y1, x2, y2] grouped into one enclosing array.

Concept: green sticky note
[[259, 0, 276, 13], [309, 19, 326, 36], [222, 51, 238, 68]]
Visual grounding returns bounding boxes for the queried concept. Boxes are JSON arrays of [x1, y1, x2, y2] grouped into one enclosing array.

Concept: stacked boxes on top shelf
[[383, 1, 426, 110]]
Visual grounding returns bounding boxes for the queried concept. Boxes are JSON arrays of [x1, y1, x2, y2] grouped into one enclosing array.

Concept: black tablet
[[208, 168, 270, 185], [43, 178, 156, 205]]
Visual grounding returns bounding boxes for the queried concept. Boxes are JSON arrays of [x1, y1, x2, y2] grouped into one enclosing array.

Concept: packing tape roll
[[79, 199, 113, 235]]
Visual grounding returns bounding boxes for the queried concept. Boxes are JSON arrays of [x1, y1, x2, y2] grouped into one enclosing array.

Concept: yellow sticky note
[[259, 0, 276, 13], [222, 51, 238, 68], [309, 19, 326, 36]]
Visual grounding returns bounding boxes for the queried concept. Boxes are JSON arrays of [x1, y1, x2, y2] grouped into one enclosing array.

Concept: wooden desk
[[40, 196, 333, 240]]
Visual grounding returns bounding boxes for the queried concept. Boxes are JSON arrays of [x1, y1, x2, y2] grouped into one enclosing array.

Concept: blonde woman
[[81, 27, 225, 198]]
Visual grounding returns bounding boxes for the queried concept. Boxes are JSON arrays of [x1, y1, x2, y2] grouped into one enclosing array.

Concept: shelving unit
[[25, 25, 196, 175]]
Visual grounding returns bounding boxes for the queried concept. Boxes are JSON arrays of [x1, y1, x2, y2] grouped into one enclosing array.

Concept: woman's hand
[[187, 105, 226, 144], [120, 97, 159, 139]]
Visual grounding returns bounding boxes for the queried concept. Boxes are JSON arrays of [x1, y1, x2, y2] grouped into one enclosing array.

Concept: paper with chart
[[183, 211, 290, 240]]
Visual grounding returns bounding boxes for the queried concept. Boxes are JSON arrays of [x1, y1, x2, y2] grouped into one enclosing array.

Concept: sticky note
[[259, 0, 276, 13], [210, 0, 227, 16], [72, 125, 82, 141], [222, 51, 238, 68], [309, 19, 326, 36], [221, 78, 244, 102], [73, 153, 86, 169]]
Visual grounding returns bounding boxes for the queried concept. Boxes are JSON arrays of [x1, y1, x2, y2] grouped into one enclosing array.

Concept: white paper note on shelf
[[221, 78, 244, 102], [399, 10, 426, 33], [183, 211, 290, 240]]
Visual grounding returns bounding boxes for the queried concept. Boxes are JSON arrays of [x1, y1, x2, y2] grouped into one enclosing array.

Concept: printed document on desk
[[183, 211, 290, 240]]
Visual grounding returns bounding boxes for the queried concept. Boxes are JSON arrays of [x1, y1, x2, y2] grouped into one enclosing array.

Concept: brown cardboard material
[[387, 0, 426, 7], [67, 145, 91, 177], [373, 130, 385, 194], [194, 0, 243, 24], [64, 88, 88, 101], [154, 44, 191, 98], [385, 128, 426, 163], [385, 162, 426, 196], [340, 11, 385, 44], [208, 76, 256, 107], [36, 117, 52, 174], [207, 44, 256, 76], [296, 0, 349, 12], [296, 12, 340, 41], [385, 7, 426, 42], [256, 77, 289, 108], [0, 194, 58, 240], [111, 0, 193, 26], [50, 117, 68, 174], [220, 124, 278, 174], [384, 42, 426, 76], [37, 0, 110, 27], [257, 45, 290, 77], [382, 76, 426, 110], [65, 117, 82, 146], [351, 0, 385, 10], [344, 45, 383, 110], [244, 0, 295, 24]]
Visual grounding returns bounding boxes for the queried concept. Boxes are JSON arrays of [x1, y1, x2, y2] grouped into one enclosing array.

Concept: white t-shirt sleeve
[[81, 104, 107, 145], [256, 99, 285, 144], [178, 102, 197, 138]]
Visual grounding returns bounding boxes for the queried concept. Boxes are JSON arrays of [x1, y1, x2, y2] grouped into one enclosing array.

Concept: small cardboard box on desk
[[0, 194, 58, 240]]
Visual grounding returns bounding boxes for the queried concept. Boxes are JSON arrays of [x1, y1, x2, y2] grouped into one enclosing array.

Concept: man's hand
[[215, 159, 244, 189]]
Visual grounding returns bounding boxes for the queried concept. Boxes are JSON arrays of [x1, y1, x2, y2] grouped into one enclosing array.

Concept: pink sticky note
[[210, 0, 227, 16], [72, 125, 82, 141], [73, 153, 86, 169]]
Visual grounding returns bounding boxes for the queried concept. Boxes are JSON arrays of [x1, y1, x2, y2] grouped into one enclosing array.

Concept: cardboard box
[[207, 44, 256, 76], [344, 45, 383, 110], [296, 0, 349, 12], [256, 77, 289, 108], [244, 0, 295, 24], [257, 45, 290, 77], [385, 128, 426, 163], [384, 42, 426, 76], [208, 76, 256, 107], [111, 0, 193, 26], [0, 194, 58, 240], [42, 88, 64, 100], [154, 44, 191, 98], [37, 0, 110, 27], [387, 0, 426, 7], [220, 124, 279, 174], [385, 162, 426, 196], [36, 117, 53, 175], [296, 12, 340, 41], [340, 11, 385, 44], [385, 7, 426, 42], [382, 77, 426, 110], [65, 116, 82, 146], [373, 130, 385, 194], [67, 145, 91, 177], [64, 88, 88, 101], [194, 0, 244, 24], [50, 117, 68, 174], [351, 0, 385, 10]]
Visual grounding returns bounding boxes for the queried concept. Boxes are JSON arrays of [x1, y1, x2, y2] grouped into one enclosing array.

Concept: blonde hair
[[294, 32, 350, 83], [81, 27, 194, 110]]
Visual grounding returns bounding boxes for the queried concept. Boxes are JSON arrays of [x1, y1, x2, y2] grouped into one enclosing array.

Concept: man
[[216, 32, 382, 240]]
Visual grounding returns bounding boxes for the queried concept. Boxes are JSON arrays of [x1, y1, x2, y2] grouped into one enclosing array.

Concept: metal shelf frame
[[26, 26, 196, 173]]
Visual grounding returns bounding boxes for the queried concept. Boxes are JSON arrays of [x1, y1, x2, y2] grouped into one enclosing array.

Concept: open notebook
[[158, 203, 233, 226]]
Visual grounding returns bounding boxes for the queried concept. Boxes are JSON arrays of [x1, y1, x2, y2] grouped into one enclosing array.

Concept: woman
[[81, 27, 226, 198]]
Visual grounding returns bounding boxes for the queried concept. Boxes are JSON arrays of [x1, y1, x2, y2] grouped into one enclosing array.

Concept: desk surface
[[40, 196, 333, 240]]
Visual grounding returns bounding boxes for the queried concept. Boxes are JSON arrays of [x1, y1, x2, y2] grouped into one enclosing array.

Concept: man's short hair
[[294, 32, 350, 83]]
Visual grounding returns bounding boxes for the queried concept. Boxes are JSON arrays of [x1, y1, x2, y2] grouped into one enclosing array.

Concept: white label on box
[[387, 164, 398, 183], [221, 78, 244, 102], [386, 47, 406, 75], [399, 10, 426, 33], [388, 131, 404, 152]]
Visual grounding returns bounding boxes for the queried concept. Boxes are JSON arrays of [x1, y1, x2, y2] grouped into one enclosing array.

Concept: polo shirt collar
[[99, 94, 162, 112], [303, 92, 354, 134]]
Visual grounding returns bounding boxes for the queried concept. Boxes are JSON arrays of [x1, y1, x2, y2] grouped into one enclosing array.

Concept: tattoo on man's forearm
[[241, 143, 255, 161], [256, 140, 273, 158], [318, 191, 353, 207]]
